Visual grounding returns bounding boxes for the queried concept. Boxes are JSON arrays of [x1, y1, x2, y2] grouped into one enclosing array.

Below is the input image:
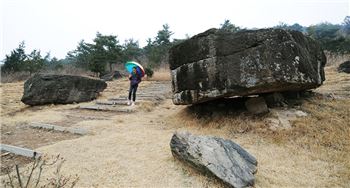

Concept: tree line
[[1, 24, 176, 77], [220, 16, 350, 53], [273, 16, 350, 53], [0, 42, 65, 76], [2, 17, 349, 77]]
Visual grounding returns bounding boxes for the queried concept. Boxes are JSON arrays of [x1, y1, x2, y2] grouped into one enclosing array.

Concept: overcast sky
[[1, 0, 349, 60]]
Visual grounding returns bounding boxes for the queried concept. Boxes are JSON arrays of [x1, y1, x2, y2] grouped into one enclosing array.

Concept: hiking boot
[[127, 100, 131, 105]]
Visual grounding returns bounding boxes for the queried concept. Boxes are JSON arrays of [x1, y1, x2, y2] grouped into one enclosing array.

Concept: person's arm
[[129, 74, 132, 80], [137, 75, 142, 83]]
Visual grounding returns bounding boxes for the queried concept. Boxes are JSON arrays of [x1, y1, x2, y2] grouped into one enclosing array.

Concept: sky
[[1, 0, 349, 60]]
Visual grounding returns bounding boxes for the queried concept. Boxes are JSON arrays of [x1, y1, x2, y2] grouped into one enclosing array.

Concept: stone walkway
[[79, 81, 172, 113]]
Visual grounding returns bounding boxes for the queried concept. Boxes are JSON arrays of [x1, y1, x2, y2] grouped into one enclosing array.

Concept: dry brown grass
[[164, 66, 350, 187], [325, 52, 350, 67], [138, 100, 155, 112], [1, 59, 349, 187], [315, 66, 350, 97], [98, 78, 130, 100], [165, 99, 350, 187], [294, 98, 350, 176], [146, 68, 171, 81], [1, 65, 95, 83], [41, 65, 95, 77], [0, 81, 27, 116], [1, 72, 32, 83]]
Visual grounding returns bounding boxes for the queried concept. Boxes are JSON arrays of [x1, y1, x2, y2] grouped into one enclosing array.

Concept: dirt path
[[34, 98, 345, 187], [36, 101, 199, 187], [1, 68, 349, 187]]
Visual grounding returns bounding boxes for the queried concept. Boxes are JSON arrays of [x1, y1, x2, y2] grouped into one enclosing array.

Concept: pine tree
[[2, 41, 27, 73]]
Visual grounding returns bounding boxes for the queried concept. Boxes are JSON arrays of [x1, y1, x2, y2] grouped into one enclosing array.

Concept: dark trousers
[[128, 84, 138, 102]]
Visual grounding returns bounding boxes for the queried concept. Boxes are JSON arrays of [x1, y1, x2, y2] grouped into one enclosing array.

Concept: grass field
[[1, 64, 349, 187]]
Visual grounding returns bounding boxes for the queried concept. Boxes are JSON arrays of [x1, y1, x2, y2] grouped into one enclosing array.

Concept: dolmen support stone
[[170, 132, 257, 188], [21, 74, 107, 105], [169, 28, 326, 105]]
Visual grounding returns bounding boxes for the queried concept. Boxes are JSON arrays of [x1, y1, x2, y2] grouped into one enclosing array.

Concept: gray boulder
[[245, 97, 269, 114], [170, 132, 257, 188], [338, 61, 350, 73], [21, 74, 107, 105], [262, 92, 286, 107], [100, 70, 124, 81], [169, 28, 326, 105]]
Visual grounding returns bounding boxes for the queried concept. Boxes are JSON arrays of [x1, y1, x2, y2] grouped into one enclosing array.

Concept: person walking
[[128, 66, 142, 106]]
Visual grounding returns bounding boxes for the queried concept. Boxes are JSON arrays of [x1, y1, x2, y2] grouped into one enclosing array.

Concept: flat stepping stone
[[64, 114, 109, 120], [30, 122, 88, 135], [79, 105, 135, 113], [107, 98, 146, 103], [96, 100, 128, 105], [108, 96, 163, 101], [143, 88, 169, 91], [138, 93, 164, 95], [0, 144, 41, 158], [106, 97, 128, 101], [118, 95, 165, 100], [97, 100, 146, 106], [108, 97, 128, 101]]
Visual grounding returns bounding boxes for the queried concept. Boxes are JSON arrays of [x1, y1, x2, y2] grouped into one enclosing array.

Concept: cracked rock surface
[[169, 28, 326, 105], [22, 74, 107, 105], [170, 132, 257, 188]]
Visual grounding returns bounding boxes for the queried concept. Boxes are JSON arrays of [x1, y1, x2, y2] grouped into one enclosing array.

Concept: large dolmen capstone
[[170, 132, 257, 188], [169, 28, 326, 105], [21, 74, 107, 105]]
